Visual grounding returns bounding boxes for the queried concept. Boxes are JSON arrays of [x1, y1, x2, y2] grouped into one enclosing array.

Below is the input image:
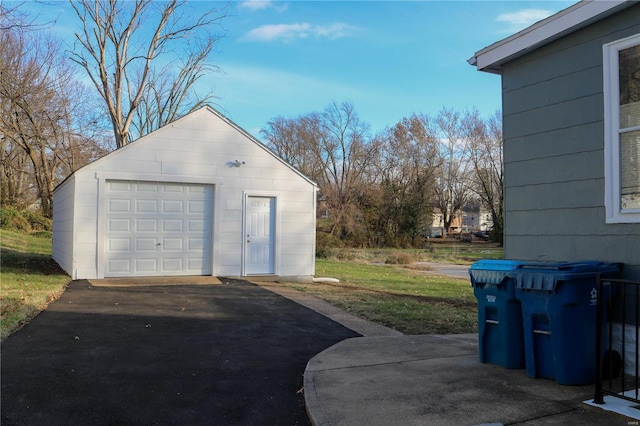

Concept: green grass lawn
[[422, 241, 503, 263], [284, 258, 478, 335], [325, 242, 503, 265], [1, 230, 70, 340]]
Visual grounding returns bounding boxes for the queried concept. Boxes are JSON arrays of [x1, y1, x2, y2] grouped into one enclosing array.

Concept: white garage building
[[52, 106, 317, 280]]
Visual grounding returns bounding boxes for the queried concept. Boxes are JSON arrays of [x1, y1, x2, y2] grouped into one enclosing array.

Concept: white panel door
[[105, 180, 213, 277], [245, 196, 275, 275]]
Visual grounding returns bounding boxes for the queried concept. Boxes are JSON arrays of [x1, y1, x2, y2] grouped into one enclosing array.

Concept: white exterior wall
[[52, 175, 75, 276], [52, 107, 316, 280]]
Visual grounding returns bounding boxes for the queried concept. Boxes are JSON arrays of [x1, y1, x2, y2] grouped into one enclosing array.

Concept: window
[[604, 33, 640, 223]]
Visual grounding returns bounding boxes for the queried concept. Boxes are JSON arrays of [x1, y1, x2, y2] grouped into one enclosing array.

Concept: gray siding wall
[[501, 5, 640, 279]]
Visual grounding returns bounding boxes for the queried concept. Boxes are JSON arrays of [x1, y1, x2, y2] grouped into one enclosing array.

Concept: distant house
[[429, 208, 493, 238], [52, 106, 317, 281], [468, 0, 639, 279]]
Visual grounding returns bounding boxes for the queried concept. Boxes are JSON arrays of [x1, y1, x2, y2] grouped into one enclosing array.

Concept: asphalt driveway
[[1, 278, 359, 425]]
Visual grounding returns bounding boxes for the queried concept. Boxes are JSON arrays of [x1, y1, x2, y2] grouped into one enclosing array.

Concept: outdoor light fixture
[[232, 160, 245, 167]]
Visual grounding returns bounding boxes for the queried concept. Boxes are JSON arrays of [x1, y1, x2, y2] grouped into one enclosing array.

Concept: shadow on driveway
[[1, 278, 359, 425]]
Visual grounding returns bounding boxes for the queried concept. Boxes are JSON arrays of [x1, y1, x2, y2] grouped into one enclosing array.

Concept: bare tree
[[314, 102, 378, 238], [370, 114, 440, 246], [262, 114, 323, 181], [130, 38, 222, 138], [69, 0, 226, 148], [53, 80, 110, 176], [262, 101, 378, 240], [0, 1, 38, 31], [463, 109, 504, 243], [432, 107, 472, 236], [1, 3, 51, 209], [0, 136, 33, 208], [0, 28, 64, 215], [0, 23, 104, 216]]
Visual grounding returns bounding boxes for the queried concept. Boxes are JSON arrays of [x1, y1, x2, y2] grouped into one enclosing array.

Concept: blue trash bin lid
[[511, 261, 622, 291], [469, 260, 527, 286], [470, 260, 527, 272]]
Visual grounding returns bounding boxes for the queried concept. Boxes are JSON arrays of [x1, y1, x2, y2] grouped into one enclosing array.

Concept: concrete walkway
[[416, 262, 471, 279], [304, 334, 632, 426], [256, 282, 636, 426]]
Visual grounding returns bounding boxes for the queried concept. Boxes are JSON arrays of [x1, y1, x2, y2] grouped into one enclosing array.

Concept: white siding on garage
[[52, 175, 75, 277]]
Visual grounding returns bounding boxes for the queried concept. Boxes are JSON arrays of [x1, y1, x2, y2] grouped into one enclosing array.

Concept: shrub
[[0, 207, 51, 232], [22, 209, 52, 231], [0, 206, 31, 232], [335, 250, 356, 261], [316, 245, 336, 259], [385, 252, 415, 265], [316, 231, 344, 258]]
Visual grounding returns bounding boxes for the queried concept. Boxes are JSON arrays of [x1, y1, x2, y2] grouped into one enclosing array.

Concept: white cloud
[[238, 1, 288, 12], [314, 23, 357, 40], [242, 22, 358, 42], [495, 8, 555, 33], [243, 23, 311, 42], [238, 1, 272, 11]]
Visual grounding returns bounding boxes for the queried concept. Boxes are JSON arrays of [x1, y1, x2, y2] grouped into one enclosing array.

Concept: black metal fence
[[595, 275, 640, 405]]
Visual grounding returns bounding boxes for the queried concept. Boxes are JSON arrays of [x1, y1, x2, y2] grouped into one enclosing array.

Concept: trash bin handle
[[516, 264, 568, 271]]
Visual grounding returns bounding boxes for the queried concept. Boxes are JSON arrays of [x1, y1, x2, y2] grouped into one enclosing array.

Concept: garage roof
[[54, 105, 318, 192], [468, 0, 634, 74]]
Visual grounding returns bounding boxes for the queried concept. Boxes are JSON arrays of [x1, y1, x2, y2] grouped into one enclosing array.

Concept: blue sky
[[208, 0, 575, 136], [25, 0, 575, 137]]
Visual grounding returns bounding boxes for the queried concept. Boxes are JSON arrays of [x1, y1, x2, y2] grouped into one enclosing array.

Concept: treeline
[[262, 101, 504, 247], [0, 19, 109, 217]]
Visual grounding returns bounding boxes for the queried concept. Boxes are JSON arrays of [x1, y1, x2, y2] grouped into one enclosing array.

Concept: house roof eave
[[469, 0, 633, 74]]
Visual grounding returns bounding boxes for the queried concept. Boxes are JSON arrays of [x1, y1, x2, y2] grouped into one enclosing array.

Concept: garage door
[[105, 180, 213, 277]]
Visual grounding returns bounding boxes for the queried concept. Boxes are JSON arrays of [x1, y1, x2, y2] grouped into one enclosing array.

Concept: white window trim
[[603, 33, 640, 224]]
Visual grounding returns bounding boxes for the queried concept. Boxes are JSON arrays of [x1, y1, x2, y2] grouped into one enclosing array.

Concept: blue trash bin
[[469, 260, 527, 369], [512, 261, 621, 385]]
